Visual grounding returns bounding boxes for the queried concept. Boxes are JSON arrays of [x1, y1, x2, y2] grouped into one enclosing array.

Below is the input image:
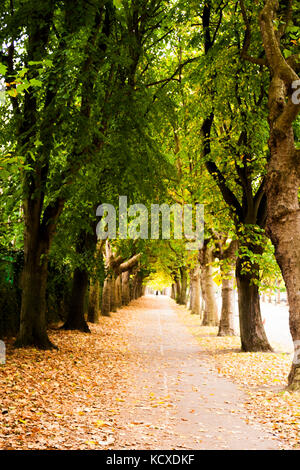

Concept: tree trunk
[[259, 0, 300, 389], [265, 134, 300, 387], [122, 271, 130, 305], [16, 239, 54, 349], [188, 272, 194, 310], [178, 267, 187, 305], [101, 277, 111, 316], [199, 243, 218, 326], [135, 272, 143, 299], [62, 267, 90, 332], [110, 276, 117, 312], [201, 266, 218, 326], [130, 274, 136, 300], [14, 2, 60, 350], [15, 200, 59, 349], [87, 240, 104, 323], [190, 267, 201, 315], [130, 271, 142, 300], [171, 284, 176, 300], [267, 153, 300, 386], [139, 274, 143, 298], [218, 240, 237, 336], [276, 289, 280, 305], [102, 240, 113, 316], [236, 257, 272, 352], [218, 272, 235, 336], [115, 274, 122, 309], [62, 227, 96, 331], [88, 278, 100, 323], [175, 279, 181, 304], [268, 289, 272, 303]]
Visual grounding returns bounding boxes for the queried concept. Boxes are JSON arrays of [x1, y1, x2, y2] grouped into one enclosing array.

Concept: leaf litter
[[176, 304, 300, 449]]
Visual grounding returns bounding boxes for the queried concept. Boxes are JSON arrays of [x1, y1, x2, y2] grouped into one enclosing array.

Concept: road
[[112, 295, 284, 450]]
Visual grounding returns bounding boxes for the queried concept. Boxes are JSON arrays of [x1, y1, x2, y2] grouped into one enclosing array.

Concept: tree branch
[[239, 0, 267, 66], [259, 0, 298, 84], [145, 56, 200, 88], [119, 253, 141, 273], [202, 113, 243, 220]]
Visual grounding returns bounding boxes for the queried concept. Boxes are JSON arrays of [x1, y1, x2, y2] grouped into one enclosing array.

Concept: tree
[[88, 240, 105, 324], [0, 0, 172, 347], [101, 241, 141, 316], [213, 237, 237, 336], [61, 229, 97, 332], [198, 239, 219, 326], [159, 0, 272, 350], [239, 0, 300, 388], [0, 0, 116, 348], [189, 265, 201, 316]]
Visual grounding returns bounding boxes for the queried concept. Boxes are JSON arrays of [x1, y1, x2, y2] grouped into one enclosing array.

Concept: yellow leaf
[[8, 88, 18, 97], [95, 420, 110, 427]]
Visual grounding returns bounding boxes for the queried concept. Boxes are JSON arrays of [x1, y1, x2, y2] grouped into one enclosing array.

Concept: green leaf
[[29, 78, 43, 87], [18, 68, 29, 78], [113, 0, 122, 8], [0, 63, 7, 76]]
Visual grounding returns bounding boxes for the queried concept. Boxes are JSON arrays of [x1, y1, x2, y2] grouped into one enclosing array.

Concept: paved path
[[114, 295, 284, 450]]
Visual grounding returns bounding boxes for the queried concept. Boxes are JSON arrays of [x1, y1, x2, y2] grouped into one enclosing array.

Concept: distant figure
[[156, 291, 159, 296]]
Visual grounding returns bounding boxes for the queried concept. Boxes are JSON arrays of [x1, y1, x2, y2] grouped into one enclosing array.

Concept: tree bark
[[178, 267, 187, 305], [118, 254, 141, 273], [130, 274, 136, 300], [122, 271, 130, 306], [266, 138, 300, 385], [218, 273, 235, 336], [14, 3, 105, 348], [110, 275, 117, 312], [133, 272, 143, 299], [101, 277, 111, 316], [16, 236, 53, 349], [189, 267, 201, 315], [87, 240, 104, 323], [15, 198, 64, 349], [188, 272, 194, 310], [236, 255, 272, 351], [138, 273, 144, 297], [171, 284, 176, 300], [101, 241, 113, 316], [199, 242, 218, 326], [62, 267, 90, 332], [62, 227, 96, 331], [258, 0, 300, 389], [14, 2, 58, 350], [88, 278, 100, 323], [175, 279, 181, 304], [115, 274, 122, 309], [102, 248, 141, 313], [276, 288, 280, 305], [218, 240, 237, 336], [268, 289, 272, 303]]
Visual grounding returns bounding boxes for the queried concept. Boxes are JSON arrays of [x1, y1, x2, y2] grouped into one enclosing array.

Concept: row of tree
[[0, 0, 299, 391]]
